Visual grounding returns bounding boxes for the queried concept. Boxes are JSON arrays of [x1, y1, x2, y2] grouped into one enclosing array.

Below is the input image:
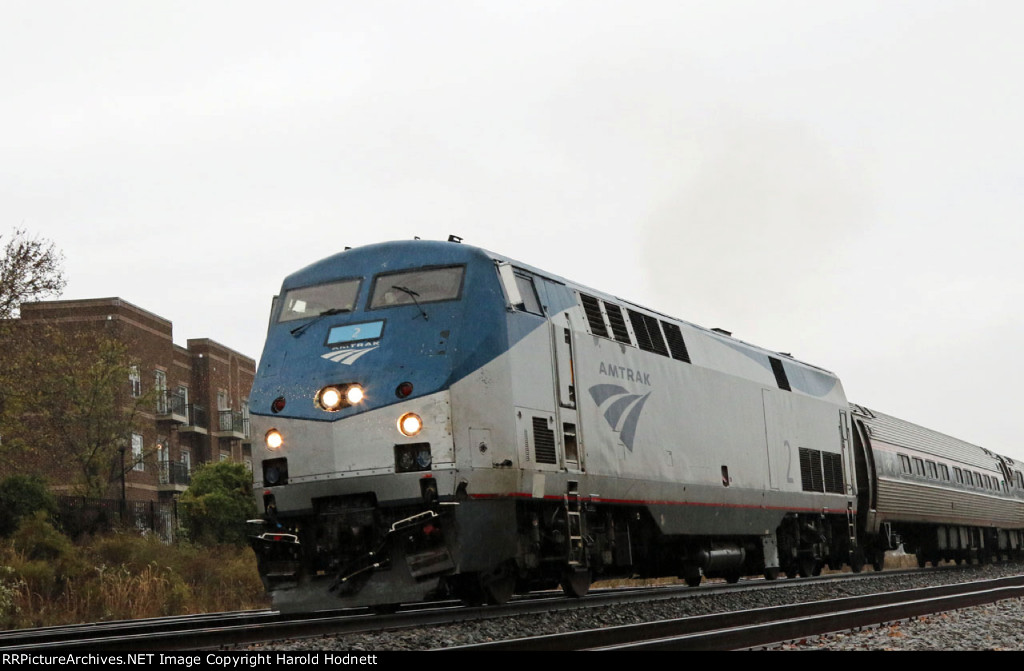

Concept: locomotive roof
[[284, 238, 840, 381]]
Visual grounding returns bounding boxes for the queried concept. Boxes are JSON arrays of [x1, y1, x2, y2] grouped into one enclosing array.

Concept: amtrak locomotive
[[249, 238, 1024, 611]]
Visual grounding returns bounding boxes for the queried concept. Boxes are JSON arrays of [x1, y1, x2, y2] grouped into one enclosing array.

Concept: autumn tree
[[0, 325, 153, 498], [0, 229, 151, 498], [0, 228, 66, 319]]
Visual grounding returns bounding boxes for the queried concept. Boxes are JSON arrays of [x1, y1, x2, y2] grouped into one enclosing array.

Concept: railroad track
[[447, 575, 1024, 650], [0, 567, 1004, 651]]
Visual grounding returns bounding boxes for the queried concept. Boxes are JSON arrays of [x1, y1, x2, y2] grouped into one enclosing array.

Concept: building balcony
[[214, 410, 250, 441], [157, 461, 191, 492], [179, 403, 208, 434], [155, 391, 188, 424]]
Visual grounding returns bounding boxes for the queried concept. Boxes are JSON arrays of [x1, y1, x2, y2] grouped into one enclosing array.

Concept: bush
[[178, 462, 256, 546], [0, 475, 56, 537]]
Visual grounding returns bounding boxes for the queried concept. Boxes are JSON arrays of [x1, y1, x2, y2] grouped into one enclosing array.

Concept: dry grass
[[0, 514, 268, 629]]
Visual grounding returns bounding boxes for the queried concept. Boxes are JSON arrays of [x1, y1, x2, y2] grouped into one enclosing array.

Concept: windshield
[[278, 278, 361, 322], [369, 266, 465, 309]]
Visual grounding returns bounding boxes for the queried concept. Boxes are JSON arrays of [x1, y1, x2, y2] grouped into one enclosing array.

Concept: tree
[[178, 461, 257, 546], [0, 474, 57, 537], [0, 324, 152, 498], [0, 229, 154, 499], [0, 228, 66, 319]]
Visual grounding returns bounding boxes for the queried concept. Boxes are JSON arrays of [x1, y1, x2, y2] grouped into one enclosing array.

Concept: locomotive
[[248, 237, 1024, 612]]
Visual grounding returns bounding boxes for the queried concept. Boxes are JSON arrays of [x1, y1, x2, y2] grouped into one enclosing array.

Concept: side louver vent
[[799, 448, 844, 494], [628, 309, 669, 356], [580, 293, 608, 338], [532, 417, 557, 464], [799, 447, 824, 492], [660, 321, 691, 363], [604, 303, 632, 344], [823, 452, 845, 494]]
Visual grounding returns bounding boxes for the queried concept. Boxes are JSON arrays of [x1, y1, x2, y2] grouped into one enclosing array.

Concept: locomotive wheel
[[451, 573, 486, 606], [797, 556, 816, 578], [872, 551, 884, 572], [763, 567, 780, 581], [561, 568, 591, 598], [481, 563, 517, 605], [724, 571, 741, 584], [850, 549, 865, 573]]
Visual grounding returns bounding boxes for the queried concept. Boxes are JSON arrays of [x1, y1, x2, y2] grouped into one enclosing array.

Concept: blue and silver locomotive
[[249, 238, 1024, 611]]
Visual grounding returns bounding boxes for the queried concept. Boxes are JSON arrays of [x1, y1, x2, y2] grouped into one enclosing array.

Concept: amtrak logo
[[588, 384, 651, 451], [321, 345, 378, 365]]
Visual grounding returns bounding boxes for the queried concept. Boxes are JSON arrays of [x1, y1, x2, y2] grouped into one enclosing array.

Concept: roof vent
[[447, 235, 463, 243], [711, 328, 732, 336]]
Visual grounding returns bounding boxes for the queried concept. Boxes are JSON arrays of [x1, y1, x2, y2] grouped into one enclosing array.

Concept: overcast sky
[[3, 1, 1022, 460]]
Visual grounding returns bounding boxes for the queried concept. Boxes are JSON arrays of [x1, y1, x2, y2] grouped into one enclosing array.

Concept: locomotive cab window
[[370, 265, 465, 309], [279, 278, 361, 322], [498, 264, 543, 315]]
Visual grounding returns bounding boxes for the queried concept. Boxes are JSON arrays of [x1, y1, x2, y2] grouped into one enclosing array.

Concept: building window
[[129, 366, 141, 398], [132, 433, 144, 472], [154, 370, 167, 413]]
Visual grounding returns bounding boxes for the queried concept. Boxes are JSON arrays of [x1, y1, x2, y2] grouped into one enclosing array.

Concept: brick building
[[11, 297, 256, 503]]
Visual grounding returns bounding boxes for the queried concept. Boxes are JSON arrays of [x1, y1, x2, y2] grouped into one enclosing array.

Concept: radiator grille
[[799, 448, 844, 493], [532, 417, 557, 464], [800, 447, 824, 492], [822, 452, 845, 493]]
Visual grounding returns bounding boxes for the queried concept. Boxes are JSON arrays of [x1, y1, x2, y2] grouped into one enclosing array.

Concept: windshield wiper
[[392, 286, 428, 321], [290, 308, 348, 337]]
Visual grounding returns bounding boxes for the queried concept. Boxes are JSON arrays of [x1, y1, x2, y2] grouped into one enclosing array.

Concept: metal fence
[[55, 495, 178, 542]]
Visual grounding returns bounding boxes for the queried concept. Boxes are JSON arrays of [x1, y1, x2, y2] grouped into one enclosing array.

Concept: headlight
[[345, 384, 364, 405], [316, 383, 364, 412], [398, 412, 423, 437], [320, 387, 343, 410], [265, 429, 284, 450]]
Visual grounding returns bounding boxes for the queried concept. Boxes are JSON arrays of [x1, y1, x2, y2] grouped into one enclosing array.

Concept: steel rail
[[0, 566, 999, 651], [445, 575, 1024, 651]]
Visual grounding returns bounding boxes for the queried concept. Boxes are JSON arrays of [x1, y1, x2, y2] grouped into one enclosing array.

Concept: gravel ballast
[[245, 562, 1024, 651]]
